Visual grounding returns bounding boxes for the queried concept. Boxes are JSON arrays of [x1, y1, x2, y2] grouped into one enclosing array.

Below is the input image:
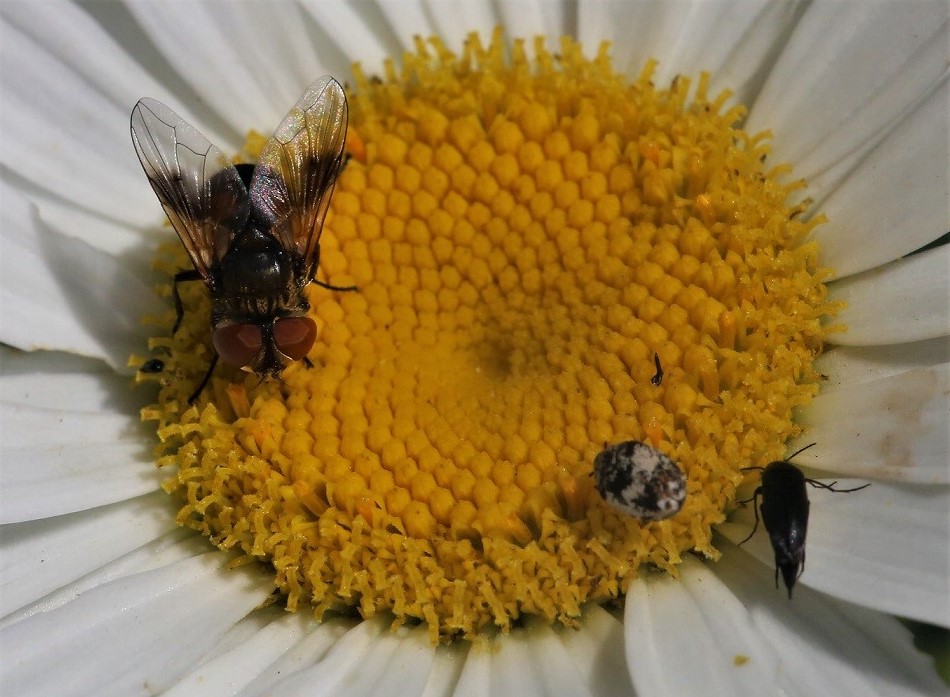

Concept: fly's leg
[[314, 278, 359, 293], [188, 354, 218, 404], [172, 269, 203, 333], [169, 268, 214, 402]]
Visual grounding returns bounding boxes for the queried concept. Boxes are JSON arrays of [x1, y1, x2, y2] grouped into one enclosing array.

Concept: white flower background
[[1, 1, 948, 696]]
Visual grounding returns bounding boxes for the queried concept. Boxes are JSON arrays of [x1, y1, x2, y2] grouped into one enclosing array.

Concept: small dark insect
[[130, 76, 357, 403], [738, 443, 870, 598], [138, 358, 165, 374], [593, 440, 686, 520], [650, 352, 663, 386]]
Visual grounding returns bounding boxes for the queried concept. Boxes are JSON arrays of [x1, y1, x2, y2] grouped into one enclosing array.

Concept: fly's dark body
[[739, 444, 869, 598], [131, 77, 355, 402], [202, 164, 308, 335]]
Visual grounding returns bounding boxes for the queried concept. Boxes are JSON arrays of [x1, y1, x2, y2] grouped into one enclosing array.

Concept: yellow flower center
[[139, 32, 835, 643]]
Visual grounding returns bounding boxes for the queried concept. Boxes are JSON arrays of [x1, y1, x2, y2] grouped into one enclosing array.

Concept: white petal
[[558, 605, 636, 697], [747, 1, 948, 194], [0, 529, 209, 629], [0, 347, 123, 412], [721, 481, 950, 628], [424, 0, 497, 53], [127, 1, 330, 136], [452, 636, 492, 697], [348, 624, 437, 697], [243, 615, 390, 696], [163, 610, 313, 697], [319, 623, 435, 697], [578, 0, 691, 80], [497, 0, 562, 52], [792, 364, 950, 484], [624, 559, 783, 697], [250, 623, 459, 697], [709, 1, 807, 103], [442, 609, 633, 697], [197, 605, 300, 662], [826, 245, 950, 347], [815, 76, 950, 278], [1, 401, 161, 523], [0, 492, 176, 618], [0, 5, 176, 231], [641, 0, 776, 89], [235, 615, 359, 696], [376, 0, 436, 52], [1, 177, 152, 258], [1, 0, 206, 124], [527, 619, 604, 697], [0, 552, 273, 697], [0, 345, 162, 423], [816, 338, 950, 390], [801, 482, 950, 628], [488, 625, 550, 697], [716, 547, 949, 695], [578, 0, 803, 104], [300, 0, 399, 76], [0, 186, 162, 370], [626, 554, 947, 696], [414, 639, 468, 697]]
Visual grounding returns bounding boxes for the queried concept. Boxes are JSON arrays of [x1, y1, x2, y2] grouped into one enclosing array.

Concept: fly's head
[[211, 312, 317, 379]]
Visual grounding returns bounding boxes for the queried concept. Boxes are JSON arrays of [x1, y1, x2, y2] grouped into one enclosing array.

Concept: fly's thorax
[[209, 227, 310, 324]]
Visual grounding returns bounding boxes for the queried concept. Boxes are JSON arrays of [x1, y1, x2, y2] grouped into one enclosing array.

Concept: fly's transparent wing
[[249, 76, 348, 281], [130, 98, 250, 280]]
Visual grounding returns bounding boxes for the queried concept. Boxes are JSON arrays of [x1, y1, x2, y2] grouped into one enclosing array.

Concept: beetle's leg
[[736, 466, 764, 505], [807, 479, 871, 494], [736, 487, 762, 545]]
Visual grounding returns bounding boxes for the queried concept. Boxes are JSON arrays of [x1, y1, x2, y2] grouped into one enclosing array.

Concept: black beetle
[[738, 443, 869, 598], [138, 358, 165, 374]]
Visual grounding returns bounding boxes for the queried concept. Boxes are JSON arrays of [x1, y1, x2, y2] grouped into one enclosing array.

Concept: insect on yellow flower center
[[138, 32, 836, 643]]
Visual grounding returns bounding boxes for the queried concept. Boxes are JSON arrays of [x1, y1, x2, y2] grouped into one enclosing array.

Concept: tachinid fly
[[738, 443, 870, 598], [130, 76, 356, 403]]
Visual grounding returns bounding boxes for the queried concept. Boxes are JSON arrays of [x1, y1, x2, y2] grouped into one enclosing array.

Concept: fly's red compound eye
[[212, 323, 263, 367], [273, 317, 317, 361]]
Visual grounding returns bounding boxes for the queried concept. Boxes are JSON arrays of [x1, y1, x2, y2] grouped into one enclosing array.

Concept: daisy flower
[[2, 1, 948, 696]]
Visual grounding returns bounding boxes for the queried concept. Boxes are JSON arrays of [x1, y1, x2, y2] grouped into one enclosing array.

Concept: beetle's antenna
[[786, 442, 817, 461]]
